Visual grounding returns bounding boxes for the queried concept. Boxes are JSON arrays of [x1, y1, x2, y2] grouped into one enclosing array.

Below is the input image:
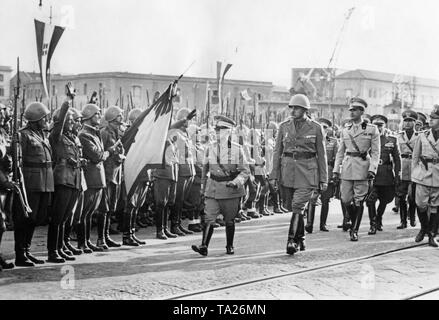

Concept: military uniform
[[192, 116, 250, 256], [333, 98, 380, 241], [270, 98, 328, 254], [78, 123, 107, 252], [366, 115, 401, 234], [412, 118, 439, 247], [396, 111, 420, 229]]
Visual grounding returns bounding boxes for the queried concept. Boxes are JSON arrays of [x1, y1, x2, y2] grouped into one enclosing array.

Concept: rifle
[[11, 57, 32, 218]]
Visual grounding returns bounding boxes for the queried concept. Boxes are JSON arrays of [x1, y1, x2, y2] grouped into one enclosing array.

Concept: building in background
[[0, 66, 13, 104]]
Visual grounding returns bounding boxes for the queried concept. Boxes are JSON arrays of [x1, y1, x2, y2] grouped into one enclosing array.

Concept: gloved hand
[[226, 181, 238, 189], [186, 109, 197, 121], [367, 171, 376, 181], [102, 151, 110, 161], [319, 182, 328, 192], [332, 172, 340, 183]]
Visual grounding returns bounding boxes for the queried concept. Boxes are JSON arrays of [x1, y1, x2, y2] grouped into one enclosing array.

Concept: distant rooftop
[[0, 66, 12, 72]]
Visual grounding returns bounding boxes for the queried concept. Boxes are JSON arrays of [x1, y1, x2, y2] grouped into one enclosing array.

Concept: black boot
[[96, 213, 109, 250], [163, 207, 178, 238], [77, 223, 93, 254], [272, 193, 283, 214], [155, 207, 168, 240], [0, 231, 14, 270], [25, 223, 45, 264], [350, 205, 363, 241], [225, 222, 235, 254], [341, 203, 351, 231], [304, 203, 315, 234], [320, 201, 329, 232], [105, 212, 122, 248], [64, 224, 83, 255], [409, 203, 417, 227], [132, 229, 146, 245], [397, 199, 408, 229], [47, 250, 65, 263], [428, 213, 439, 247], [14, 224, 34, 267], [367, 204, 377, 235], [415, 209, 429, 243], [57, 225, 75, 261], [192, 223, 214, 256], [122, 208, 139, 246], [122, 231, 140, 246], [286, 213, 300, 255]]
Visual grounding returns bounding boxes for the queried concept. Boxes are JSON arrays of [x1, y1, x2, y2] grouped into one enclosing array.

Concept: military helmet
[[128, 108, 142, 123], [70, 108, 83, 121], [24, 102, 50, 122], [52, 108, 73, 124], [176, 107, 191, 121], [317, 118, 332, 128], [104, 106, 123, 122], [430, 105, 439, 120], [288, 94, 310, 109], [82, 104, 101, 121]]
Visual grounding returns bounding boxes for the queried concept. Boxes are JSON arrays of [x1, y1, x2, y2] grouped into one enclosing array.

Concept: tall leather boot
[[77, 223, 93, 253], [272, 192, 283, 214], [304, 203, 315, 234], [408, 202, 417, 227], [163, 207, 178, 238], [376, 202, 386, 231], [131, 208, 146, 245], [105, 212, 122, 247], [397, 199, 408, 229], [191, 222, 214, 256], [156, 207, 167, 240], [286, 213, 300, 255], [350, 205, 364, 241], [85, 215, 103, 252], [25, 222, 45, 264], [340, 203, 351, 231], [122, 208, 139, 246], [14, 224, 34, 267], [264, 194, 274, 215], [57, 224, 75, 261], [64, 224, 83, 255], [428, 213, 439, 247], [0, 231, 14, 270], [225, 221, 235, 254], [96, 213, 109, 250], [257, 197, 269, 217], [320, 201, 329, 232], [170, 206, 185, 236], [415, 209, 429, 243], [367, 204, 377, 235]]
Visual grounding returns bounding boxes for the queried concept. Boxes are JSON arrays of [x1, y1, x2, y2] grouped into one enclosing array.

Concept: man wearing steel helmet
[[76, 103, 110, 253], [270, 94, 328, 255], [411, 105, 439, 247], [366, 115, 401, 234], [95, 106, 126, 250], [333, 97, 380, 242], [16, 101, 54, 266]]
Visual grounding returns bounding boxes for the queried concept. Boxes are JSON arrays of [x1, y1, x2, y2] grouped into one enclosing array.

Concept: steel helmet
[[176, 107, 190, 121], [24, 102, 50, 122], [104, 106, 123, 122], [288, 94, 310, 109], [0, 103, 6, 110], [81, 104, 101, 121], [128, 108, 142, 123], [70, 108, 83, 121], [52, 108, 73, 124]]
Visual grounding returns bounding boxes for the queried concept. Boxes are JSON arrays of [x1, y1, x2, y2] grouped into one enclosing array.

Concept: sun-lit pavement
[[0, 200, 437, 300]]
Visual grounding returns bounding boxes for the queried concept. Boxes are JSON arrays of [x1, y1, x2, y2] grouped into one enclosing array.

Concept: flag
[[240, 89, 252, 101], [219, 63, 232, 113], [122, 83, 176, 198], [34, 19, 65, 98]]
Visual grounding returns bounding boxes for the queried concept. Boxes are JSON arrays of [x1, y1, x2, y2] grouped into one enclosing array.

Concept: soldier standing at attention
[[270, 94, 328, 255], [366, 115, 401, 234], [304, 118, 338, 233], [17, 102, 54, 266], [77, 104, 109, 253], [191, 115, 250, 256], [411, 105, 439, 247], [396, 110, 420, 229], [333, 98, 380, 242]]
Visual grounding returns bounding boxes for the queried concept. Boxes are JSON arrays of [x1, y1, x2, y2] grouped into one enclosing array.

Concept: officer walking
[[366, 115, 401, 234], [412, 105, 439, 247], [77, 104, 109, 252], [270, 94, 328, 254], [16, 102, 54, 266], [333, 98, 380, 242], [192, 115, 250, 256], [396, 110, 420, 229], [304, 118, 338, 233]]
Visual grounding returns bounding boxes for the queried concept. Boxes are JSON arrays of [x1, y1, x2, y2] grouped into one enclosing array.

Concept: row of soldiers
[[1, 87, 438, 269]]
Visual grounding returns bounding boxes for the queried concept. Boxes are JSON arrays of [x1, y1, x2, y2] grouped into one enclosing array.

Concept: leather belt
[[423, 158, 439, 164], [57, 159, 81, 169], [401, 154, 412, 159], [283, 152, 316, 160], [23, 161, 52, 168]]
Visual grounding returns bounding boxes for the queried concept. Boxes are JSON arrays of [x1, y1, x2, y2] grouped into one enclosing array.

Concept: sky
[[1, 0, 439, 87]]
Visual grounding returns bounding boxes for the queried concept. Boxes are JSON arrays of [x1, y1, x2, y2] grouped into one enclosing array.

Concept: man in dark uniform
[[97, 106, 125, 249], [333, 98, 380, 241], [48, 87, 84, 262], [270, 94, 328, 254], [191, 115, 250, 256], [16, 102, 54, 266], [396, 110, 420, 229], [366, 115, 401, 234], [304, 118, 338, 233], [77, 104, 109, 252], [0, 103, 15, 270]]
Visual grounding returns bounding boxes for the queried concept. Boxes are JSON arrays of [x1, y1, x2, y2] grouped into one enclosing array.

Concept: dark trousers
[[397, 181, 416, 223], [367, 184, 395, 226], [97, 182, 121, 239], [153, 178, 176, 232], [186, 181, 202, 221], [47, 186, 80, 252], [123, 181, 149, 233], [244, 178, 257, 210], [79, 188, 103, 243], [255, 175, 269, 209], [170, 176, 193, 226]]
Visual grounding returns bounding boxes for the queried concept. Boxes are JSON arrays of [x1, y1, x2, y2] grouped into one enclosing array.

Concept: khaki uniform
[[270, 117, 328, 244]]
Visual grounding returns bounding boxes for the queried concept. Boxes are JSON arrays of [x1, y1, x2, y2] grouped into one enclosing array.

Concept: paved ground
[[0, 200, 438, 300]]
